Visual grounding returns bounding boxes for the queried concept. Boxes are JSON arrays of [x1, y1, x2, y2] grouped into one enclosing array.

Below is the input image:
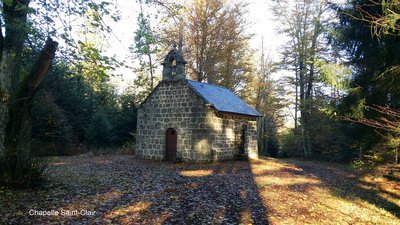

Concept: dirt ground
[[0, 155, 399, 224]]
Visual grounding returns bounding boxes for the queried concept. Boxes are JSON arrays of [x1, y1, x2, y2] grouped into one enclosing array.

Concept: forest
[[0, 0, 399, 187], [0, 0, 399, 223]]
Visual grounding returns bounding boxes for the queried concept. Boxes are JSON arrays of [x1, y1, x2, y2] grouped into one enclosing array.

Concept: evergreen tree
[[31, 89, 73, 156], [0, 0, 120, 188], [131, 0, 160, 104], [333, 0, 400, 162], [85, 111, 114, 150]]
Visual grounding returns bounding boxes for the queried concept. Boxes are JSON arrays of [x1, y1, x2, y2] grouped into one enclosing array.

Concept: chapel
[[136, 48, 261, 162]]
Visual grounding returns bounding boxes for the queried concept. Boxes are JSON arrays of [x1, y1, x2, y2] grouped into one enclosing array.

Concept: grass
[[0, 155, 398, 224]]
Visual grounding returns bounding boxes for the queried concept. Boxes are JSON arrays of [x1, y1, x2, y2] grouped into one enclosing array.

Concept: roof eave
[[216, 110, 263, 117]]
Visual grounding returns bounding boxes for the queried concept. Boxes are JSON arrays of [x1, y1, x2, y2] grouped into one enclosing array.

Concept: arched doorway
[[239, 128, 246, 154], [237, 125, 247, 155], [165, 128, 177, 161]]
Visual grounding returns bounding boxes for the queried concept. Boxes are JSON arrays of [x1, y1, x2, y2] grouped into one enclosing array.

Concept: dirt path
[[0, 155, 398, 224]]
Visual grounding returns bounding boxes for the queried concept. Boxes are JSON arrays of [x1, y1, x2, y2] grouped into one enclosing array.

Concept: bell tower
[[162, 45, 187, 80]]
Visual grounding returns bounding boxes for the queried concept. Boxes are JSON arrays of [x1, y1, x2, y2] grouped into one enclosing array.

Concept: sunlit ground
[[250, 158, 399, 224], [0, 155, 398, 224]]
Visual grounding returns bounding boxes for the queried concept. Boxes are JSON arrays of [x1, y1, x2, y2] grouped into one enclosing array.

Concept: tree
[[111, 88, 138, 146], [0, 0, 119, 187], [346, 105, 400, 164], [273, 0, 330, 156], [343, 0, 400, 37], [252, 39, 285, 156], [132, 1, 159, 91], [85, 111, 114, 150], [31, 89, 72, 156], [29, 55, 137, 156], [188, 0, 252, 90], [129, 1, 160, 104], [32, 62, 103, 153], [0, 0, 31, 158], [333, 0, 400, 163], [157, 0, 253, 92], [314, 60, 352, 105], [3, 36, 58, 158]]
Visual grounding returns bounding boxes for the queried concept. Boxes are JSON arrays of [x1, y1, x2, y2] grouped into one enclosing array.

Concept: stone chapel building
[[136, 48, 262, 162]]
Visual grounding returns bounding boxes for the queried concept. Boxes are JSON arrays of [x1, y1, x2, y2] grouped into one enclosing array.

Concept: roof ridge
[[186, 79, 232, 91]]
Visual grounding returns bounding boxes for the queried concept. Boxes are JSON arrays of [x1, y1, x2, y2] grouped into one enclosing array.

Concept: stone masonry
[[136, 48, 260, 162], [136, 79, 258, 162]]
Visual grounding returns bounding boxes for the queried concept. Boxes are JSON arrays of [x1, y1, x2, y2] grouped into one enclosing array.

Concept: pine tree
[[85, 111, 114, 150], [131, 1, 159, 100]]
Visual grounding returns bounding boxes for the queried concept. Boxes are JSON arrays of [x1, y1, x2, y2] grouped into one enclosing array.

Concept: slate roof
[[187, 80, 262, 117]]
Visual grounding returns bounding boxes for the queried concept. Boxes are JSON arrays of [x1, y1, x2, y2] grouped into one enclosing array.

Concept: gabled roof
[[186, 80, 262, 117]]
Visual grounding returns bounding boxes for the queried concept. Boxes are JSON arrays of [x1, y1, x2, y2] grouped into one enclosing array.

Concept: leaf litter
[[0, 155, 398, 224]]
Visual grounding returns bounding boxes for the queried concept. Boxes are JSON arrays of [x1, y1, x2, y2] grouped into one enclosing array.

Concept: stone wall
[[136, 79, 258, 162], [205, 111, 258, 160], [136, 79, 209, 161]]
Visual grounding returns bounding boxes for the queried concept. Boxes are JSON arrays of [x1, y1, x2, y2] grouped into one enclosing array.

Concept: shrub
[[267, 136, 280, 157], [0, 155, 47, 189], [118, 141, 135, 155], [279, 131, 301, 157]]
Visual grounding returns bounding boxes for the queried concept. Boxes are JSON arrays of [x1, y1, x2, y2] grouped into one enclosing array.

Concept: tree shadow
[[6, 155, 399, 224], [274, 159, 400, 219], [31, 157, 270, 224], [159, 161, 270, 225]]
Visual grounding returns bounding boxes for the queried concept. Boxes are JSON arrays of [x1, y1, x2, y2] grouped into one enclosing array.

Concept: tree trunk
[[263, 117, 268, 155], [299, 52, 310, 157], [178, 19, 184, 52], [257, 117, 265, 156], [147, 52, 154, 89], [294, 67, 298, 133], [0, 50, 19, 158], [302, 10, 322, 157], [0, 0, 31, 157], [4, 38, 58, 162]]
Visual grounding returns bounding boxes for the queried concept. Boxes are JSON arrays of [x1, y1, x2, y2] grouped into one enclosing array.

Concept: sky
[[105, 0, 284, 89], [246, 0, 282, 59], [72, 0, 344, 127]]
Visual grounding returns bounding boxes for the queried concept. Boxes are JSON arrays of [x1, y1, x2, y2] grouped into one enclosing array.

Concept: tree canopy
[[1, 0, 400, 189]]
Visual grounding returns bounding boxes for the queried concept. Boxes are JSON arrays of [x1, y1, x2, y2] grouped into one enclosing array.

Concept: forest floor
[[0, 155, 399, 225]]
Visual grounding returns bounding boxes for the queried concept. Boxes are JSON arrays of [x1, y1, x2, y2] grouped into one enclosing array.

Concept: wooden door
[[165, 128, 177, 161], [239, 129, 245, 154]]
